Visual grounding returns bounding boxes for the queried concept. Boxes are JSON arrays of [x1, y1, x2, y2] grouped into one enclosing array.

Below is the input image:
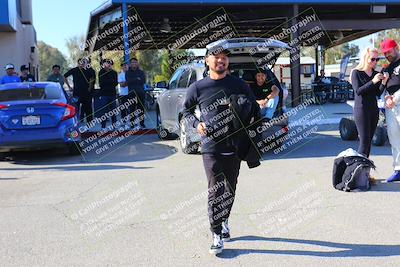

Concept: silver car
[[156, 37, 290, 154]]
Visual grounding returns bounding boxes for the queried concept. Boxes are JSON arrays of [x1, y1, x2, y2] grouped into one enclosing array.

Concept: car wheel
[[68, 143, 81, 155], [180, 118, 198, 154], [339, 118, 358, 141], [156, 106, 174, 140], [372, 126, 386, 146]]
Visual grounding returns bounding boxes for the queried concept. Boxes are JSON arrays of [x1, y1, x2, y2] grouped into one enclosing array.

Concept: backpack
[[332, 149, 376, 192]]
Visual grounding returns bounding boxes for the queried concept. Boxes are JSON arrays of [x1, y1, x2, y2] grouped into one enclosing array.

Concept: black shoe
[[209, 233, 223, 255], [221, 220, 230, 241]]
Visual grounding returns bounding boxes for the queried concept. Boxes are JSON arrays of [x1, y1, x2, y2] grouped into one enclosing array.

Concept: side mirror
[[155, 81, 168, 89]]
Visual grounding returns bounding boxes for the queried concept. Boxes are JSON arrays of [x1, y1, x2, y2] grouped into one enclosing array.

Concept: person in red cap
[[379, 39, 400, 182]]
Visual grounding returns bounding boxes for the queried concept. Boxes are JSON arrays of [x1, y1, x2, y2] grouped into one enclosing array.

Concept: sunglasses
[[370, 58, 380, 62]]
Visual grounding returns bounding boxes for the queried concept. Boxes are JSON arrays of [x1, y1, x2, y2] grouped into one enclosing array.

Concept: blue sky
[[32, 0, 372, 58], [32, 0, 106, 56]]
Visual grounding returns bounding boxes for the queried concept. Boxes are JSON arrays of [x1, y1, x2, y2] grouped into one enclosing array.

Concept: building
[[85, 0, 400, 106], [273, 56, 316, 89], [0, 0, 38, 78]]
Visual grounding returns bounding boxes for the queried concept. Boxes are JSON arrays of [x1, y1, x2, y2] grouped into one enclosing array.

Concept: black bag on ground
[[332, 149, 376, 192]]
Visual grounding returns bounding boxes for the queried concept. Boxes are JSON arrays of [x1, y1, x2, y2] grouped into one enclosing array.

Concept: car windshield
[[0, 85, 62, 102]]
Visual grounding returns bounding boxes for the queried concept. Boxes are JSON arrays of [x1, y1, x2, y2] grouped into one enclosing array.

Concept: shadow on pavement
[[370, 180, 400, 192], [1, 164, 152, 172], [262, 126, 392, 160], [219, 236, 400, 258], [1, 134, 177, 170]]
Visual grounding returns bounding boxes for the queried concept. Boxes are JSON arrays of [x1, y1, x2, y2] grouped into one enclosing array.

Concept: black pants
[[202, 153, 241, 235], [128, 91, 145, 127], [99, 96, 117, 128], [354, 107, 379, 157], [78, 97, 93, 123], [119, 95, 129, 120]]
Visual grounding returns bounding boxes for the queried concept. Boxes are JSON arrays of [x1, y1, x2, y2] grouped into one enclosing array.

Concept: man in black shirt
[[125, 58, 146, 128], [182, 47, 258, 255], [380, 39, 400, 182], [98, 59, 118, 129], [64, 58, 96, 124], [19, 65, 36, 82], [314, 69, 326, 84], [251, 71, 280, 120]]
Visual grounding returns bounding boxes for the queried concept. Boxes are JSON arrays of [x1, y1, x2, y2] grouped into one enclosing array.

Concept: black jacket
[[229, 94, 261, 168], [125, 68, 146, 93], [380, 58, 400, 95], [99, 68, 118, 96], [332, 155, 375, 191]]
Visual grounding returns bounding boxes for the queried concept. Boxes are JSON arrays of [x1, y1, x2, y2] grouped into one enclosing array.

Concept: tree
[[374, 29, 400, 49], [65, 34, 89, 67], [136, 50, 162, 84], [325, 43, 359, 64], [37, 41, 68, 80], [156, 49, 195, 83]]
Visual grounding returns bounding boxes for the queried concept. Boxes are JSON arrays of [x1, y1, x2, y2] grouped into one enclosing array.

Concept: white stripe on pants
[[386, 100, 400, 171]]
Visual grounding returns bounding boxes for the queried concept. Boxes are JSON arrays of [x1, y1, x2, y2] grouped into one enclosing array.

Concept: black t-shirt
[[251, 81, 274, 100], [20, 74, 36, 82], [182, 74, 257, 154], [64, 67, 96, 98], [382, 58, 400, 95], [99, 68, 118, 96]]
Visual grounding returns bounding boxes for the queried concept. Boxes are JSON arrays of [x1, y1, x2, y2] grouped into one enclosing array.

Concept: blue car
[[0, 82, 81, 157]]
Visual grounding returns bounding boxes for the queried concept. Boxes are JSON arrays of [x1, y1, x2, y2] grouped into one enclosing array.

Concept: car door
[[169, 67, 191, 132], [161, 67, 183, 129]]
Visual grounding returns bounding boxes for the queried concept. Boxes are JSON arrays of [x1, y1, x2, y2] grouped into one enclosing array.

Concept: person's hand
[[196, 122, 207, 136], [372, 73, 383, 84], [385, 95, 395, 109], [257, 99, 267, 108], [382, 72, 390, 85]]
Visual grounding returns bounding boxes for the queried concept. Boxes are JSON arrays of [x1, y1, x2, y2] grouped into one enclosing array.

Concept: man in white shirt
[[118, 63, 129, 126]]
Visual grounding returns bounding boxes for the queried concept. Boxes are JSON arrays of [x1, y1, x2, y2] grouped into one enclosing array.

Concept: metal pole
[[290, 4, 301, 107], [315, 45, 319, 80], [122, 1, 130, 63]]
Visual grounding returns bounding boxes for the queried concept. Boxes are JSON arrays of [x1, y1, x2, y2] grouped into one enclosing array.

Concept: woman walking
[[351, 48, 384, 157]]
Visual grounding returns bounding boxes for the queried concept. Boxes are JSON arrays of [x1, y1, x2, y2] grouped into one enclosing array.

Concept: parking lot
[[1, 102, 400, 266]]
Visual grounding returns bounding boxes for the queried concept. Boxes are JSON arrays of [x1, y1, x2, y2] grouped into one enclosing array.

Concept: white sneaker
[[221, 220, 230, 241], [209, 233, 224, 255]]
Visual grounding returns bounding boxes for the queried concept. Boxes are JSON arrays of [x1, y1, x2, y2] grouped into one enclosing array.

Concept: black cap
[[101, 59, 114, 65], [20, 64, 29, 71], [206, 46, 230, 57]]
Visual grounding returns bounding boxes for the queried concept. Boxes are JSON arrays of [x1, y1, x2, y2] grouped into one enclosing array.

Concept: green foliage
[[136, 50, 162, 85], [374, 29, 400, 49], [65, 34, 89, 67], [37, 41, 68, 81], [325, 43, 359, 65], [154, 74, 169, 83], [158, 49, 196, 82]]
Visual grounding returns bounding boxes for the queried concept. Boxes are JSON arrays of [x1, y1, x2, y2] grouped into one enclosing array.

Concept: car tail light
[[52, 103, 76, 121], [0, 104, 7, 110], [282, 126, 289, 133]]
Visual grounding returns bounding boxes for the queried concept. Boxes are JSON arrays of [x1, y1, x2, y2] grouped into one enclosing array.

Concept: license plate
[[22, 115, 41, 126]]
